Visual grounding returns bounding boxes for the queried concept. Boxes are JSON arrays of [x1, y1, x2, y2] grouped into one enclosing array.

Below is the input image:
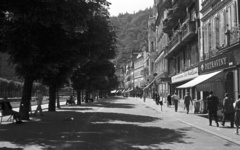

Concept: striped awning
[[177, 70, 223, 89]]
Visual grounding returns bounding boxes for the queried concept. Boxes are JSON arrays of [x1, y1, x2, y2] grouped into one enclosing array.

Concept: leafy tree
[[0, 0, 111, 120]]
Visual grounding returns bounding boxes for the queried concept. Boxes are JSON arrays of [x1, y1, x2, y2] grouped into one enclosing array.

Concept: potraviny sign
[[198, 53, 235, 74]]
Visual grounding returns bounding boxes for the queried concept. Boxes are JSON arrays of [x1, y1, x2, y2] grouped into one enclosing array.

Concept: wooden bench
[[0, 102, 14, 123]]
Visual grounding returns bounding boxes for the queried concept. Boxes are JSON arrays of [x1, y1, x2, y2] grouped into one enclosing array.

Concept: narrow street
[[1, 96, 240, 150]]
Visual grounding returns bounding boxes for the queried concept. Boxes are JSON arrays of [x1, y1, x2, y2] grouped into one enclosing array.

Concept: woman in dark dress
[[167, 94, 171, 107]]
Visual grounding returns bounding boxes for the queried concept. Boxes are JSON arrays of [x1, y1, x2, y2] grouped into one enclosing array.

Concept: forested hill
[[110, 8, 152, 67]]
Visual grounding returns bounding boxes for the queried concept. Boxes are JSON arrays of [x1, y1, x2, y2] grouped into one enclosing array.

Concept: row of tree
[[0, 78, 47, 97], [0, 0, 119, 120]]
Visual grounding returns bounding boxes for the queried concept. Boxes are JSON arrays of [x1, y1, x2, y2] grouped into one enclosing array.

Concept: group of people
[[0, 90, 44, 124], [166, 92, 192, 113], [207, 91, 240, 134], [147, 90, 240, 134]]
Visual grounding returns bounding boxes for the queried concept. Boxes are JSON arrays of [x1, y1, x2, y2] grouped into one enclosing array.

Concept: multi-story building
[[124, 59, 133, 90], [146, 0, 199, 101], [144, 0, 240, 108], [154, 0, 171, 99], [194, 0, 240, 101], [133, 52, 144, 88], [165, 0, 200, 100], [143, 8, 158, 98]]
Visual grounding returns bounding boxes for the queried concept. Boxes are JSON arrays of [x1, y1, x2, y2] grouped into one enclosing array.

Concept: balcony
[[165, 32, 182, 58], [158, 0, 172, 11], [181, 21, 197, 43], [162, 4, 186, 34], [200, 0, 220, 13]]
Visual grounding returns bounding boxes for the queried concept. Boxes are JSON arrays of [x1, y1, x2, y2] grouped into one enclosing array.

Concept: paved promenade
[[1, 96, 240, 149], [135, 96, 240, 146]]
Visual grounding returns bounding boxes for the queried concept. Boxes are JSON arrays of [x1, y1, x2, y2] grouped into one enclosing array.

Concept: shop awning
[[177, 70, 223, 89]]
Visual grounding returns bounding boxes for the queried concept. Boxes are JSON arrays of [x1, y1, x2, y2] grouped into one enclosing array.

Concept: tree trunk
[[77, 90, 81, 105], [19, 77, 34, 120], [56, 90, 61, 109], [48, 85, 56, 112], [85, 90, 89, 103], [81, 90, 84, 102]]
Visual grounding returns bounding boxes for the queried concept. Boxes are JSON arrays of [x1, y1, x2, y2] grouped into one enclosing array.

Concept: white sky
[[107, 0, 154, 16]]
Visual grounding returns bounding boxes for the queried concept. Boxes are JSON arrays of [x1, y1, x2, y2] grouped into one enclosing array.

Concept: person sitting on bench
[[1, 97, 22, 124], [66, 95, 75, 105]]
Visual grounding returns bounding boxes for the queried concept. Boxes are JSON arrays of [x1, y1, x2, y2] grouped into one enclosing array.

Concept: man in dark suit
[[207, 91, 219, 127]]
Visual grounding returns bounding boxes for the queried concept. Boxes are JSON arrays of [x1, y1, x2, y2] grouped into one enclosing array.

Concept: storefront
[[171, 67, 199, 99], [177, 51, 238, 113], [155, 72, 171, 101]]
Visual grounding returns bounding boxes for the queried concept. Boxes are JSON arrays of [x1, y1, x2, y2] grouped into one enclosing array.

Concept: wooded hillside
[[110, 8, 152, 67]]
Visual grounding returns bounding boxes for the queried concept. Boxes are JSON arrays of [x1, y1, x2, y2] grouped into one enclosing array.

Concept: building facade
[[195, 0, 240, 102], [133, 53, 144, 88], [123, 0, 240, 103]]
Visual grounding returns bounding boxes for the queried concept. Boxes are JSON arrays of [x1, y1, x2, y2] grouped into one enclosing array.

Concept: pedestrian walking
[[234, 94, 240, 134], [155, 92, 160, 105], [143, 91, 147, 102], [34, 90, 44, 116], [221, 93, 234, 128], [167, 94, 171, 107], [206, 91, 219, 127], [172, 92, 180, 112], [184, 92, 193, 114], [159, 97, 163, 111]]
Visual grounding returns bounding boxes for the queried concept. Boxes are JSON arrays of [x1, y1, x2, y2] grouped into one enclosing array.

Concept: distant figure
[[34, 90, 44, 116], [206, 91, 219, 127], [184, 92, 193, 114], [1, 97, 22, 124], [172, 92, 180, 112], [234, 94, 240, 134], [167, 94, 171, 107], [221, 93, 234, 128], [155, 92, 160, 105], [143, 91, 147, 102], [66, 95, 75, 105]]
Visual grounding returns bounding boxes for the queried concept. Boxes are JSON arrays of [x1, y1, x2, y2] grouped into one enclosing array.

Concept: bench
[[0, 102, 14, 123], [66, 99, 76, 105]]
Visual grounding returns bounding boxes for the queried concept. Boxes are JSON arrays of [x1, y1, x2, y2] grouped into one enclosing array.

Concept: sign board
[[172, 67, 198, 83]]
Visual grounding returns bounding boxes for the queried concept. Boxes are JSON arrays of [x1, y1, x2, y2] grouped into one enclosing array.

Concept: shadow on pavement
[[82, 98, 136, 109], [0, 98, 192, 150]]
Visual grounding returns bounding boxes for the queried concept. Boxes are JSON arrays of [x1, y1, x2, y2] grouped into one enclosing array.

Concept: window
[[203, 23, 209, 59], [151, 41, 154, 52], [208, 21, 211, 51], [219, 10, 225, 47], [151, 62, 154, 72], [215, 15, 219, 48]]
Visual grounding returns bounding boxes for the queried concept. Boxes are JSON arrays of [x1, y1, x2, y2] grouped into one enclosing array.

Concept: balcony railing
[[165, 32, 181, 57], [181, 21, 196, 43], [201, 0, 220, 13]]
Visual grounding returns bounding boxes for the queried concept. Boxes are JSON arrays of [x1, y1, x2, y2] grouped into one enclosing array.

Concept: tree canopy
[[0, 0, 116, 119]]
